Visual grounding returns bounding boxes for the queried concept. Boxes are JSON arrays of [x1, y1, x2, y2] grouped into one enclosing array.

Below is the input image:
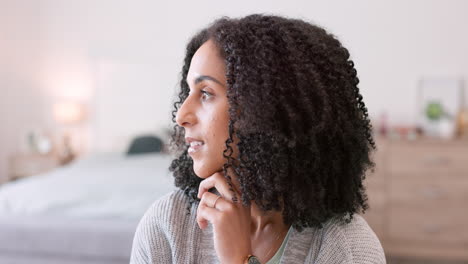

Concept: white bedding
[[0, 153, 177, 219]]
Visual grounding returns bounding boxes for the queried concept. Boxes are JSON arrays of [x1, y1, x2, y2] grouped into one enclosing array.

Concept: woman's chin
[[195, 172, 210, 179], [193, 164, 221, 179], [193, 166, 210, 179]]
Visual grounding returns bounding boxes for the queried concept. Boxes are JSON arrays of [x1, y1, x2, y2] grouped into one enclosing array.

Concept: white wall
[[0, 0, 48, 183], [1, 0, 468, 180], [36, 0, 468, 124]]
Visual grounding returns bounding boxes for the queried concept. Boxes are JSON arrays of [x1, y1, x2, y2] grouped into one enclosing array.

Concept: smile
[[188, 141, 204, 154]]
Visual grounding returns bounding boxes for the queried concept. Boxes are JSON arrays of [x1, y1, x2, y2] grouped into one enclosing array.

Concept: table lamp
[[53, 102, 86, 164]]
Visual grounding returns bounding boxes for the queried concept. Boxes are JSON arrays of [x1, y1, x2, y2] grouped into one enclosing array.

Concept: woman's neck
[[249, 202, 290, 263], [249, 201, 289, 237]]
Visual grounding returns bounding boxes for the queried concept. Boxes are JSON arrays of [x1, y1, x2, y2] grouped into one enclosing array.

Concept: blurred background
[[0, 0, 467, 263]]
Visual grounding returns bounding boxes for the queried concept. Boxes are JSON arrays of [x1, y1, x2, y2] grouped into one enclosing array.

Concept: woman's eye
[[201, 90, 213, 100]]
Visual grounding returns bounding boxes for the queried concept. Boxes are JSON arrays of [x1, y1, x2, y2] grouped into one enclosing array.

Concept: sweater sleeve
[[342, 215, 386, 264], [130, 193, 174, 264], [314, 214, 386, 264]]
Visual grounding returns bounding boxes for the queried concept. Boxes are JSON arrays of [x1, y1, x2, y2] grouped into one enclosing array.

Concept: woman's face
[[176, 39, 230, 179]]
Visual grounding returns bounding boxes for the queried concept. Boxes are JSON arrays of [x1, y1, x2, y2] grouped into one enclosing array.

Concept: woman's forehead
[[186, 40, 226, 87]]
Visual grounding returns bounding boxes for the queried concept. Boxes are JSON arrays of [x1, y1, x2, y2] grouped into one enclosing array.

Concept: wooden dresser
[[363, 138, 468, 261], [8, 153, 60, 181]]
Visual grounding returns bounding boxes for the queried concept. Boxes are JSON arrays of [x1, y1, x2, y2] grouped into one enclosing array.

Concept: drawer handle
[[423, 225, 442, 234], [422, 156, 451, 166], [421, 188, 445, 199]]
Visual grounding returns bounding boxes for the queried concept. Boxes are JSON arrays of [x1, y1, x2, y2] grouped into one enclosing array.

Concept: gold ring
[[213, 196, 222, 208]]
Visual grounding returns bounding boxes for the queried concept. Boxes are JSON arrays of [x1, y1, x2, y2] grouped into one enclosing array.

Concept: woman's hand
[[197, 171, 252, 264]]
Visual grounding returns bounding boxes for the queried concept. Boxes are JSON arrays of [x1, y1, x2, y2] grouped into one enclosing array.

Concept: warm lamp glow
[[53, 102, 85, 124]]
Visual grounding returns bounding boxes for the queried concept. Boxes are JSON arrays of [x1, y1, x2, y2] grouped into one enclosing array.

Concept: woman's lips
[[188, 141, 204, 154]]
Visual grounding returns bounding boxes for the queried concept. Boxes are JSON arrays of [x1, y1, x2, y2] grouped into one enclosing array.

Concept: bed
[[0, 152, 176, 264]]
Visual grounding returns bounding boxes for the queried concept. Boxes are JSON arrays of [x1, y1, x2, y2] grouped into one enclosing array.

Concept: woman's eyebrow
[[189, 75, 224, 87]]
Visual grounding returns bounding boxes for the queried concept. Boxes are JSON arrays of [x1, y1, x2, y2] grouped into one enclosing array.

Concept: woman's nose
[[176, 98, 196, 128]]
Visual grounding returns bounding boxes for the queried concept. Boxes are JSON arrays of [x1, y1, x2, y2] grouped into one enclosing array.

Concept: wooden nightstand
[[8, 153, 61, 181], [363, 137, 468, 262]]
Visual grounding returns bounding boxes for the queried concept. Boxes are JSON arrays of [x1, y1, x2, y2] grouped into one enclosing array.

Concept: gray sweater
[[130, 190, 386, 264]]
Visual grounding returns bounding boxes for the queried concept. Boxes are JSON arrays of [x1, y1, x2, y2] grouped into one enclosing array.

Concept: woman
[[131, 14, 385, 264]]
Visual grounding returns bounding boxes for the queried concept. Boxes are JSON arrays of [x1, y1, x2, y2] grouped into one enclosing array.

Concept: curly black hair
[[169, 13, 376, 231]]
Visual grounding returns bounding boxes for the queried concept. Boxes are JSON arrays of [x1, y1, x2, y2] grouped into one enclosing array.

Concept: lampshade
[[53, 102, 86, 124]]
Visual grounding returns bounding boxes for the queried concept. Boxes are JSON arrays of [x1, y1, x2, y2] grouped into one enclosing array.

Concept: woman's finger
[[196, 203, 208, 229], [198, 172, 240, 201], [199, 191, 234, 211], [197, 189, 238, 229], [196, 201, 220, 229]]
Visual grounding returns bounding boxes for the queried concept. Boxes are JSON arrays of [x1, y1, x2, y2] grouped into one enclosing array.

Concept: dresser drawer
[[389, 178, 468, 203], [365, 173, 385, 191], [387, 144, 468, 177], [375, 139, 468, 260], [388, 177, 468, 245], [388, 202, 468, 245]]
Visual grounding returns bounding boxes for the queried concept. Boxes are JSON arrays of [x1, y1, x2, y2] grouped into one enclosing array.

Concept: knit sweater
[[130, 190, 386, 264]]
